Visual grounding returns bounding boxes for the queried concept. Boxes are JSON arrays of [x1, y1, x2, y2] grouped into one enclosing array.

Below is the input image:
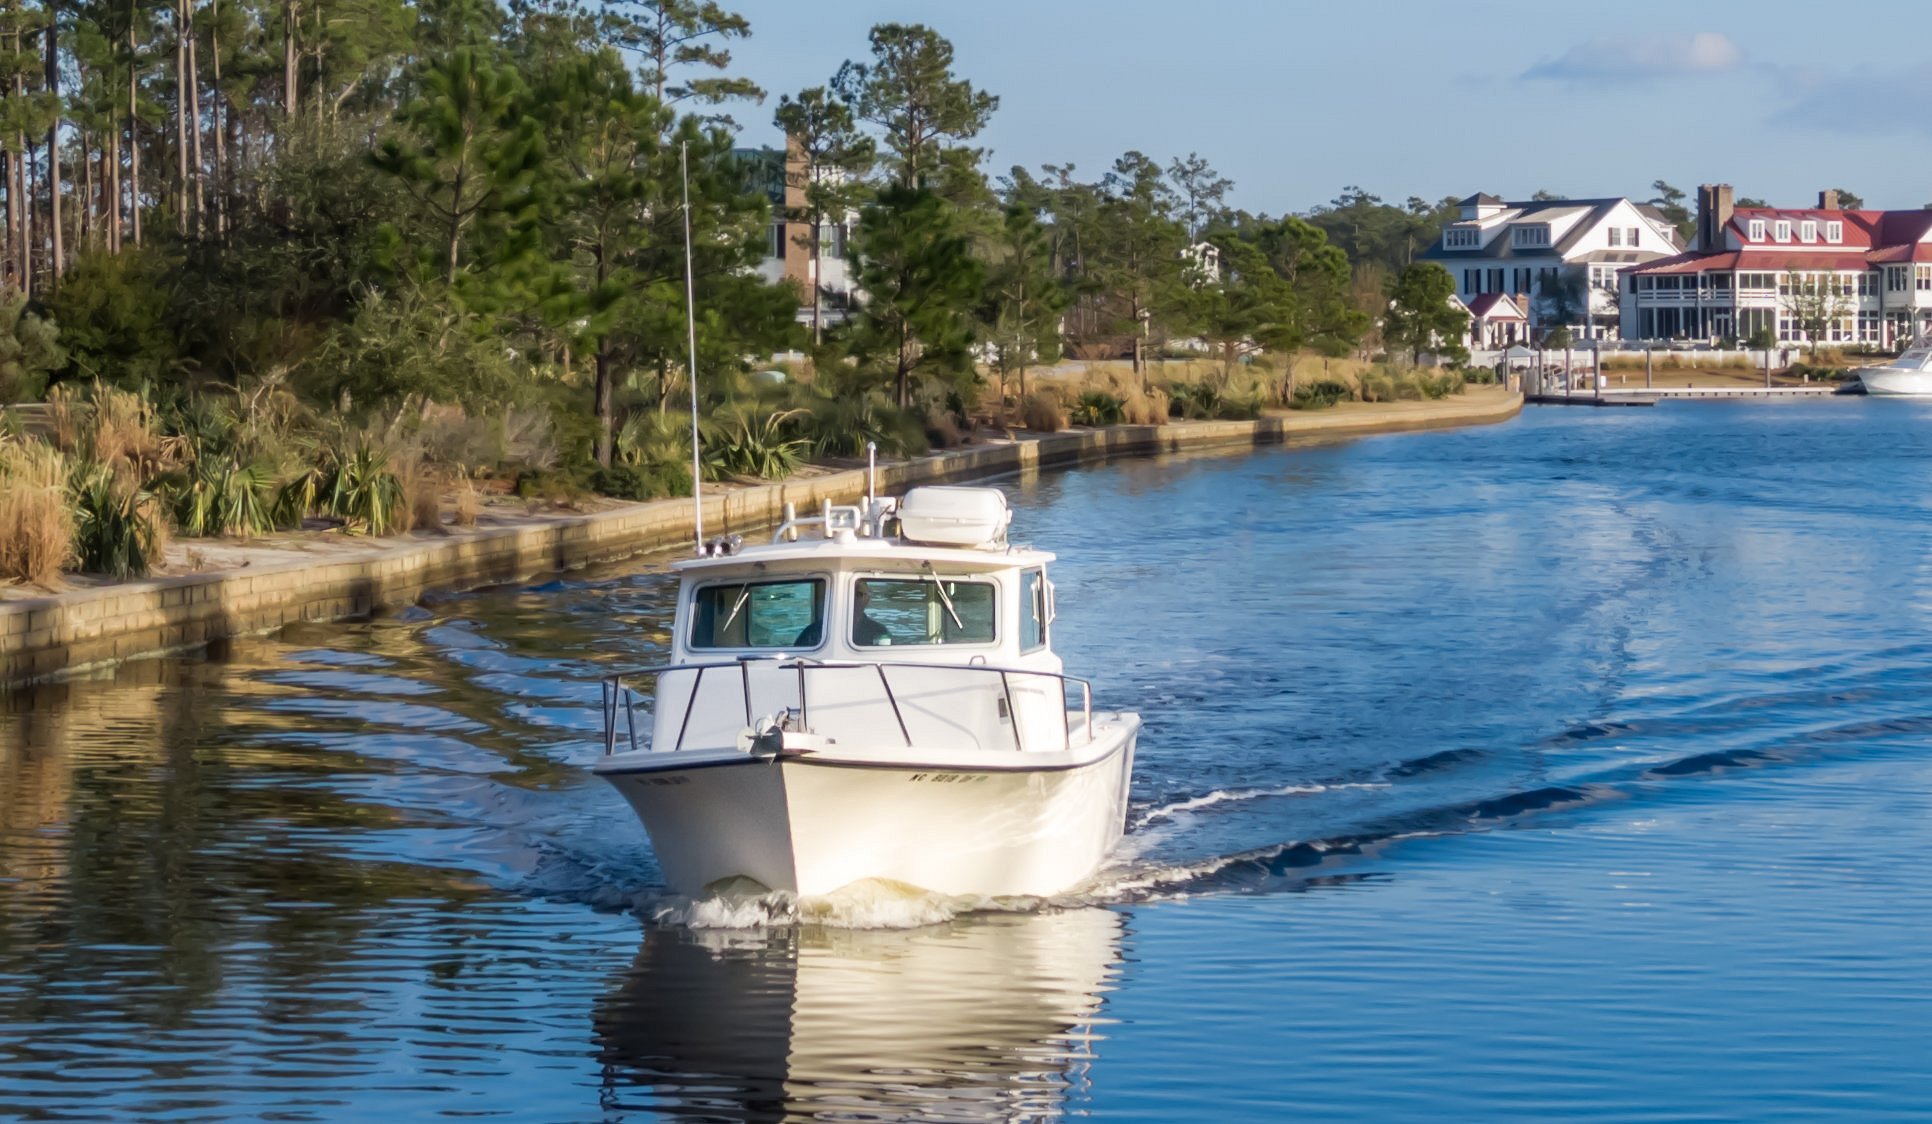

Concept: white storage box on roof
[[896, 486, 1011, 548]]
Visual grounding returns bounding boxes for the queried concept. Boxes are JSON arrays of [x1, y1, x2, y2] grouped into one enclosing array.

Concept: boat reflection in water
[[594, 906, 1125, 1120]]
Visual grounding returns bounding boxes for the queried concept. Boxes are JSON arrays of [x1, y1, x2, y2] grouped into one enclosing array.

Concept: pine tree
[[772, 83, 871, 346], [848, 183, 981, 409], [981, 201, 1064, 402], [371, 48, 542, 285], [832, 23, 994, 193]]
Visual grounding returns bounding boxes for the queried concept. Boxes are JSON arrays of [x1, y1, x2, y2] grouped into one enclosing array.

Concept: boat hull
[[595, 716, 1139, 899], [1860, 367, 1932, 397]]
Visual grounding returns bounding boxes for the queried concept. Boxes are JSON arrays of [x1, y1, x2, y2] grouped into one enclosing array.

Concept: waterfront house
[[1458, 293, 1529, 349], [1621, 185, 1932, 348], [735, 142, 861, 328], [1422, 193, 1684, 342]]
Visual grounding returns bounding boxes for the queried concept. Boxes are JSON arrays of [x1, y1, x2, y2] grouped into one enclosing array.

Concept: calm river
[[7, 400, 1932, 1121]]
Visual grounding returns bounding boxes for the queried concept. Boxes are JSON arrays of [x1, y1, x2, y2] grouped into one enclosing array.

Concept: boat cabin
[[1887, 345, 1932, 372], [637, 487, 1087, 758]]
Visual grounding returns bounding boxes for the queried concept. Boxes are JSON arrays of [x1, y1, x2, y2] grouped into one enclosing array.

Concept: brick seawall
[[0, 391, 1521, 687]]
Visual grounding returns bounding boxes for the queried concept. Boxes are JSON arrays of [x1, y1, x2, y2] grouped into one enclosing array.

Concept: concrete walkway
[[0, 388, 1522, 687]]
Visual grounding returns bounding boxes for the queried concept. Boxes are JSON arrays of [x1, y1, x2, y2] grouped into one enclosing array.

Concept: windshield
[[852, 577, 996, 647], [688, 578, 825, 649]]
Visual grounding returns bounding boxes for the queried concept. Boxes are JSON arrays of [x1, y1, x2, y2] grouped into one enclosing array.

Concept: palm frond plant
[[72, 463, 166, 579], [327, 441, 406, 535], [700, 406, 808, 481], [1071, 390, 1125, 426], [782, 384, 927, 458], [167, 452, 276, 538]]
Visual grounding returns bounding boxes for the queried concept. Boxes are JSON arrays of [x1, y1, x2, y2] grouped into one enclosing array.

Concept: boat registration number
[[907, 773, 991, 784]]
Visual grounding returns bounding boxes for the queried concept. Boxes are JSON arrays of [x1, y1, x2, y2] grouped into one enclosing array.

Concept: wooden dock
[[1526, 394, 1654, 407], [1529, 385, 1848, 407]]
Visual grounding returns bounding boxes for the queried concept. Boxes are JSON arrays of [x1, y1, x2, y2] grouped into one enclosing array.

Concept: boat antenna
[[681, 140, 704, 555]]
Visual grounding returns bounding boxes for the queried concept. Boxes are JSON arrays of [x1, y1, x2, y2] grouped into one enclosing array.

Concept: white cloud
[[1523, 32, 1742, 82]]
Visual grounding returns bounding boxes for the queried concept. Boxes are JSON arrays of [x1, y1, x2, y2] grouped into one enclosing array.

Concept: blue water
[[6, 399, 1932, 1120]]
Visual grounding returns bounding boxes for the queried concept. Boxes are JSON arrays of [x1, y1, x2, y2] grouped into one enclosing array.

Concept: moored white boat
[[1860, 344, 1932, 396], [592, 484, 1140, 900]]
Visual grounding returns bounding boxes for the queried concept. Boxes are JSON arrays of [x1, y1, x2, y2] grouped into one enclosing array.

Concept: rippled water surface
[[8, 400, 1932, 1120]]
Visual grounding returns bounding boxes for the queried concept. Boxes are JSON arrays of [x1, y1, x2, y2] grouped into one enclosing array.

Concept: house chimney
[[1819, 189, 1841, 211], [1696, 184, 1735, 252]]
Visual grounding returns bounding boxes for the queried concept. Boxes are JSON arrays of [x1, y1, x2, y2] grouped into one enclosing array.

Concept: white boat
[[1860, 344, 1932, 396], [592, 484, 1141, 901]]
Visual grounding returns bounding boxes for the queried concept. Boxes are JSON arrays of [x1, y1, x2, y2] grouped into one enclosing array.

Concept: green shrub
[[1165, 381, 1219, 420], [1289, 379, 1352, 410], [167, 454, 276, 537], [1071, 390, 1125, 426], [72, 463, 166, 579], [786, 388, 926, 458], [591, 463, 692, 501], [1214, 392, 1263, 420], [701, 406, 807, 480], [275, 437, 405, 534]]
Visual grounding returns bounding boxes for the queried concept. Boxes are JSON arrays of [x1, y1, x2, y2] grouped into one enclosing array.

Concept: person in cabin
[[853, 584, 893, 646]]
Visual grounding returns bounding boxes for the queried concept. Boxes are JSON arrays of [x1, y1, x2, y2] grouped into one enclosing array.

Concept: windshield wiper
[[720, 586, 753, 633], [921, 565, 965, 631]]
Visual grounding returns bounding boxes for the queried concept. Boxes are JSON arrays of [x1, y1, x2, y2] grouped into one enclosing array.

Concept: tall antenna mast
[[681, 141, 703, 554]]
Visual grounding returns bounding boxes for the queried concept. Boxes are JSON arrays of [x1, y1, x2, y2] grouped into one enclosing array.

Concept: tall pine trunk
[[45, 19, 61, 278], [593, 243, 613, 466], [79, 131, 91, 249], [107, 119, 121, 252], [128, 12, 141, 247], [24, 135, 37, 296], [2, 149, 12, 289], [209, 0, 225, 236], [185, 0, 203, 235], [174, 0, 187, 235], [283, 1, 298, 118]]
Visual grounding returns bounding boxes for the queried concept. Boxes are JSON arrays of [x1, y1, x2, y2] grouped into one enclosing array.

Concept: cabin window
[[1020, 569, 1048, 652], [688, 578, 826, 650], [853, 577, 996, 647]]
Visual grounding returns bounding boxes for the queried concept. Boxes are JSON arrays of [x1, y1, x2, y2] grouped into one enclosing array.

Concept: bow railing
[[599, 658, 1094, 756]]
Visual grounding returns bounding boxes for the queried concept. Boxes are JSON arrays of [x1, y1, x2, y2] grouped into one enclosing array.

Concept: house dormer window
[[1608, 228, 1624, 247], [1826, 221, 1843, 243], [1800, 220, 1817, 242], [1774, 220, 1791, 242], [1748, 219, 1766, 241], [1444, 227, 1480, 249], [1511, 224, 1550, 248]]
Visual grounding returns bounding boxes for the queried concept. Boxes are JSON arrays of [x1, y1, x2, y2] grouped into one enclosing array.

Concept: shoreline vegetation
[[0, 6, 1485, 601], [0, 385, 1521, 687]]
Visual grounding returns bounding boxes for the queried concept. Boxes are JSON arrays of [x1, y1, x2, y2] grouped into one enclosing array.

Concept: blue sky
[[725, 0, 1932, 214]]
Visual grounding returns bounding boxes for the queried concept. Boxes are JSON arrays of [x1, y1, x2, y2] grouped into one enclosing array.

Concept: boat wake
[[646, 878, 1036, 931], [1130, 782, 1388, 830]]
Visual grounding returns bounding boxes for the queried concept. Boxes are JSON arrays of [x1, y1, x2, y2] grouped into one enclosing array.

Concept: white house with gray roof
[[1422, 194, 1684, 341]]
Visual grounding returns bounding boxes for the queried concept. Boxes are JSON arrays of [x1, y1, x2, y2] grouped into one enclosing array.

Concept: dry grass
[[1020, 391, 1068, 433], [43, 384, 86, 453], [1602, 352, 1756, 371], [452, 478, 480, 527], [91, 384, 177, 484], [0, 441, 75, 585], [1121, 384, 1168, 425], [396, 459, 442, 533]]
